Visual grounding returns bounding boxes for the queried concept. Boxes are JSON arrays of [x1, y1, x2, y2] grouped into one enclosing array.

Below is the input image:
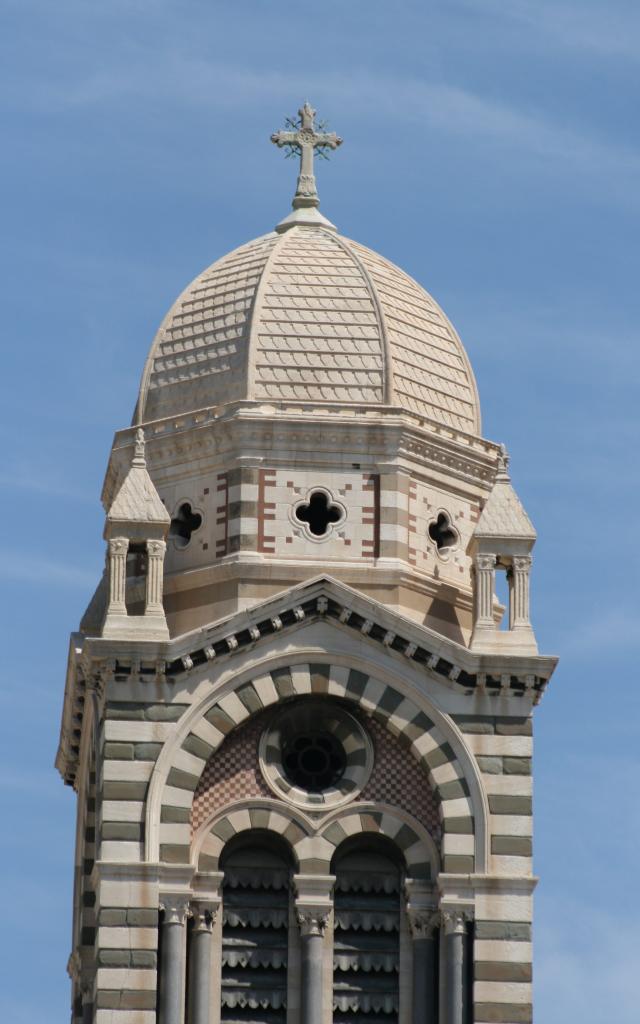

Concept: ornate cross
[[271, 102, 342, 209]]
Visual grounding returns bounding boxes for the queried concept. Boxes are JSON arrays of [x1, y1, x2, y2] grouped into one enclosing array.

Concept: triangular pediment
[[58, 575, 557, 787], [159, 575, 555, 693]]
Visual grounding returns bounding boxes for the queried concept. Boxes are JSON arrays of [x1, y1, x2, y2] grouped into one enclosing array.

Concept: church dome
[[137, 224, 481, 434]]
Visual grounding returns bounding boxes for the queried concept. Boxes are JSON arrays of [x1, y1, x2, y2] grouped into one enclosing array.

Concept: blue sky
[[1, 1, 639, 1020]]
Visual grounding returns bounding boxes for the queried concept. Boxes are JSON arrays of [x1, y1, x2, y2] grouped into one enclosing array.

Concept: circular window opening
[[282, 731, 347, 792], [259, 698, 373, 810]]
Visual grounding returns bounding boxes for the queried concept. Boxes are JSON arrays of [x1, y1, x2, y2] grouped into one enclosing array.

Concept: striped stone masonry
[[157, 662, 476, 873], [59, 577, 553, 1024], [452, 709, 535, 1024]]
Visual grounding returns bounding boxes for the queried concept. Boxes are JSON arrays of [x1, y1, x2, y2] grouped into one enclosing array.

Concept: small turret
[[469, 446, 538, 654], [102, 428, 171, 640]]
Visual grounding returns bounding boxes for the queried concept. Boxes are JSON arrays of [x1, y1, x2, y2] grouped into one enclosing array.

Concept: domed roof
[[137, 224, 480, 434]]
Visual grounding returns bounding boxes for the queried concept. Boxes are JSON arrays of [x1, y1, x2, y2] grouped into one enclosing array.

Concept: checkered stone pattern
[[191, 713, 271, 834], [359, 717, 441, 844]]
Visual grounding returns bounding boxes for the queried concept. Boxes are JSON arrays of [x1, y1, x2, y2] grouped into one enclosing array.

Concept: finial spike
[[496, 444, 510, 478], [271, 103, 342, 213], [132, 427, 146, 466]]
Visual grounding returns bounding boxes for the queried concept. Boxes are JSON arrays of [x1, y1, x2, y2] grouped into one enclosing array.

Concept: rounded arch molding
[[193, 799, 439, 879], [146, 652, 489, 873]]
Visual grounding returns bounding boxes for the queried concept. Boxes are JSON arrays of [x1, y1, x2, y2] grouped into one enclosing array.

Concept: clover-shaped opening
[[428, 511, 459, 555], [294, 490, 343, 537], [169, 502, 202, 548]]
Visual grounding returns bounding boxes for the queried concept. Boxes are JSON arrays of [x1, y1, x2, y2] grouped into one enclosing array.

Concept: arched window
[[332, 836, 403, 1024], [220, 833, 293, 1024]]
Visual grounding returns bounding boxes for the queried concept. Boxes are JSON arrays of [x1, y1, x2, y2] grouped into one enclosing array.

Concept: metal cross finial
[[271, 103, 342, 210]]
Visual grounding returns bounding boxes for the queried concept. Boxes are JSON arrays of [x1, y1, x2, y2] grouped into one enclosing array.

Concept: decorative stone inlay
[[259, 699, 373, 810]]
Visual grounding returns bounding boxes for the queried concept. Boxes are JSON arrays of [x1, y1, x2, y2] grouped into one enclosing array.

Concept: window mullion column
[[405, 880, 439, 1024], [293, 874, 335, 1024]]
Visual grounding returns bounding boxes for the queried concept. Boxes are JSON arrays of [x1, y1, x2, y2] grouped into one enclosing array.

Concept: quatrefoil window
[[428, 511, 459, 558], [169, 502, 203, 548], [293, 489, 345, 538]]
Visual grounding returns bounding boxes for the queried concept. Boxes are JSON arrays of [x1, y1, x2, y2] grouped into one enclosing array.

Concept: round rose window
[[259, 699, 373, 810]]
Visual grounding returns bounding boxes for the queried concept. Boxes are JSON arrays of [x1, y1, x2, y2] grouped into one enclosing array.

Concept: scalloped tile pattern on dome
[[350, 241, 478, 432], [252, 228, 384, 404], [141, 233, 277, 423], [138, 225, 480, 434]]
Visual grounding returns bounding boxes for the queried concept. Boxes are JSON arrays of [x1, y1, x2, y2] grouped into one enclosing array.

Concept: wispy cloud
[[0, 550, 97, 589], [462, 0, 640, 60], [536, 903, 639, 1022], [0, 469, 94, 504], [556, 606, 640, 658], [17, 55, 640, 205]]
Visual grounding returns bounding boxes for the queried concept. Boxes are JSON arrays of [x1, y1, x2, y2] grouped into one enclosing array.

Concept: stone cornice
[[57, 576, 557, 789], [102, 403, 500, 509]]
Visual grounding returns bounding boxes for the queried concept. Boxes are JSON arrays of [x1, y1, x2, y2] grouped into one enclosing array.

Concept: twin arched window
[[206, 832, 408, 1024]]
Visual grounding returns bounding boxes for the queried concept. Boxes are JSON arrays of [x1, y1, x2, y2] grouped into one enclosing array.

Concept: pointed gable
[[107, 428, 170, 527], [474, 448, 536, 542]]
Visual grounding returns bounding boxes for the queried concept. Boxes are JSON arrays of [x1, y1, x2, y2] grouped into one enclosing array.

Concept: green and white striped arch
[[148, 660, 486, 874], [195, 801, 438, 878]]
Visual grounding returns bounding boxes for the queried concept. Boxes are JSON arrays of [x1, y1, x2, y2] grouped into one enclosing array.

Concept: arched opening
[[124, 541, 147, 614], [220, 832, 294, 1024], [331, 835, 403, 1024]]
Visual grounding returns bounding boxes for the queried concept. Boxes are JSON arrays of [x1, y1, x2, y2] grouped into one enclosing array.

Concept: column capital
[[404, 878, 438, 938], [440, 905, 473, 935], [147, 539, 167, 557], [297, 908, 330, 937], [190, 899, 220, 933], [512, 554, 533, 571], [293, 873, 334, 937], [108, 536, 129, 555], [474, 552, 497, 571], [407, 908, 440, 938], [159, 893, 190, 926]]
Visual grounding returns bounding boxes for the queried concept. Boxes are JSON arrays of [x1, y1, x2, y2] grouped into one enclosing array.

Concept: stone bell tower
[[57, 103, 557, 1024]]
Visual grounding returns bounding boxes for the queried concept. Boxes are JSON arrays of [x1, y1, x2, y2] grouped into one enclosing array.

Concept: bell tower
[[57, 105, 556, 1024]]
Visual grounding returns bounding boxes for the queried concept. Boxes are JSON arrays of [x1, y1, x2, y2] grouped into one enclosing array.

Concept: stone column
[[107, 537, 128, 614], [159, 895, 190, 1024], [405, 880, 438, 1024], [146, 539, 166, 615], [440, 909, 471, 1024], [408, 910, 439, 1024], [473, 553, 496, 629], [293, 874, 335, 1024], [510, 555, 532, 630], [188, 901, 218, 1024]]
